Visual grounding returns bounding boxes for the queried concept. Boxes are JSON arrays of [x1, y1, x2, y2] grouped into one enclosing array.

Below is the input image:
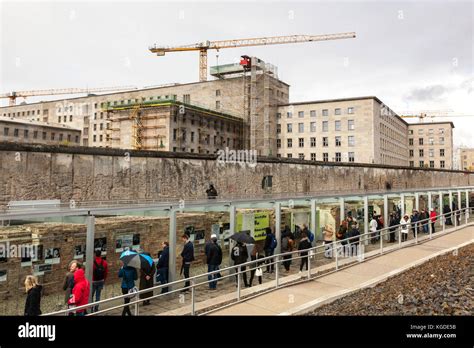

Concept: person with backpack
[[118, 263, 138, 316], [180, 234, 195, 292], [298, 231, 312, 273], [231, 241, 249, 288], [206, 234, 222, 290], [24, 275, 42, 316], [281, 229, 294, 272], [302, 224, 315, 245], [91, 250, 108, 313], [263, 227, 277, 273]]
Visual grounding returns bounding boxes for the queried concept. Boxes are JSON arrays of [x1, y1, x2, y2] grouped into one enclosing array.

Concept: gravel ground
[[309, 244, 474, 316]]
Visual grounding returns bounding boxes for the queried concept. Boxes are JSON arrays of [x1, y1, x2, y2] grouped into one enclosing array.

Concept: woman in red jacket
[[430, 209, 437, 233], [68, 268, 90, 315]]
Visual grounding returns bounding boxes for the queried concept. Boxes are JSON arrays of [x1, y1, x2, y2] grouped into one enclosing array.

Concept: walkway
[[208, 225, 474, 315]]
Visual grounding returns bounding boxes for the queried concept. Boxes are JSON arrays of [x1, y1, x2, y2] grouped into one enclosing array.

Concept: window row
[[277, 107, 355, 119], [277, 136, 356, 148], [278, 120, 355, 133], [277, 152, 355, 162], [2, 127, 79, 143], [408, 137, 445, 146], [409, 160, 446, 168], [409, 149, 446, 157]]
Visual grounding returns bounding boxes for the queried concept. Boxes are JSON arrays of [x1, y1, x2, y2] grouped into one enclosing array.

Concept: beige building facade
[[0, 116, 81, 146], [407, 122, 454, 169], [276, 97, 408, 165], [458, 148, 474, 171]]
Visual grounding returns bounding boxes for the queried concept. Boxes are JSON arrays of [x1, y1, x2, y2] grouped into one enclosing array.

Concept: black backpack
[[94, 259, 105, 280]]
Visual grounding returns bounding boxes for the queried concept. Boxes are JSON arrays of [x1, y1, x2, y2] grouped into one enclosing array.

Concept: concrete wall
[[0, 143, 472, 206]]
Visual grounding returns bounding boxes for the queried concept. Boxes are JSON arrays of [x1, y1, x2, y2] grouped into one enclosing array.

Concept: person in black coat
[[139, 251, 156, 306], [24, 275, 42, 316], [206, 234, 222, 290], [389, 213, 398, 243], [156, 242, 169, 293], [263, 227, 276, 273], [180, 234, 195, 292], [231, 241, 249, 287], [298, 231, 312, 272], [206, 184, 218, 199]]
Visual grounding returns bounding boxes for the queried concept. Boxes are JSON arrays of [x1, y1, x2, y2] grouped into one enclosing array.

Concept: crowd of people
[[22, 204, 450, 316]]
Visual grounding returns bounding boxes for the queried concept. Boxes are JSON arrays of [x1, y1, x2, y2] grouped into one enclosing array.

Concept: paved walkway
[[208, 225, 474, 315]]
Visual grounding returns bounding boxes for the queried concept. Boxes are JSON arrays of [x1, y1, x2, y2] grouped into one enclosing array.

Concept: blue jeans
[[207, 264, 219, 289], [157, 268, 169, 293], [91, 280, 104, 312]]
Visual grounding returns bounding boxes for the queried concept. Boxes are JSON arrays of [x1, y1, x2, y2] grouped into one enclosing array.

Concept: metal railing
[[43, 207, 471, 316]]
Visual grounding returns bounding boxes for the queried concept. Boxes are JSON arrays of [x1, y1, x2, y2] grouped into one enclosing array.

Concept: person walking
[[323, 224, 334, 258], [281, 229, 294, 272], [389, 213, 398, 243], [298, 231, 312, 273], [91, 250, 108, 312], [369, 215, 378, 244], [118, 264, 137, 316], [180, 234, 195, 292], [24, 275, 42, 316], [231, 241, 249, 288], [430, 209, 437, 233], [206, 234, 222, 290], [139, 252, 156, 306], [263, 227, 277, 273], [156, 241, 169, 293], [400, 214, 411, 242], [206, 184, 218, 199], [67, 268, 90, 316]]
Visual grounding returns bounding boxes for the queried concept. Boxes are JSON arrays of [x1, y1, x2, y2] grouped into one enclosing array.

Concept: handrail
[[43, 206, 471, 316]]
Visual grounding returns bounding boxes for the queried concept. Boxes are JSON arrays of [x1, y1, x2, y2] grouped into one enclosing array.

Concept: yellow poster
[[236, 212, 269, 242]]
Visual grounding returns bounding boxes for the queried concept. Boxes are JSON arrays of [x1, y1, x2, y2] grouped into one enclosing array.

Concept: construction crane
[[0, 86, 137, 106], [149, 32, 356, 82]]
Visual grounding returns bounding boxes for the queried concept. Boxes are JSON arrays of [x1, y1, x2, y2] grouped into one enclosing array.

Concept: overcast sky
[[1, 0, 473, 146]]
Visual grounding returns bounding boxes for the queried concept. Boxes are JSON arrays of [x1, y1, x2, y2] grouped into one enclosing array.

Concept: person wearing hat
[[399, 214, 411, 242], [206, 234, 222, 290]]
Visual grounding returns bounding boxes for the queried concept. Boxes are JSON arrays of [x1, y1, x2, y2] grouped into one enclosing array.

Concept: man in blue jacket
[[156, 241, 169, 293]]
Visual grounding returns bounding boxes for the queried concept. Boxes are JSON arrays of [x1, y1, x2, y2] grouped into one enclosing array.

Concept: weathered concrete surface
[[0, 142, 472, 205]]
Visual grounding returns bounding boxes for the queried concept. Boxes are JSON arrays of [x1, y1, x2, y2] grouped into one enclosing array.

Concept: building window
[[215, 101, 220, 109], [191, 132, 195, 142], [100, 123, 103, 130], [277, 139, 281, 148], [287, 124, 292, 133], [429, 161, 435, 168], [428, 129, 434, 135], [67, 134, 71, 142], [440, 149, 445, 157], [310, 110, 316, 117], [334, 108, 341, 115], [409, 138, 414, 146], [14, 129, 19, 137], [310, 137, 316, 147], [216, 90, 221, 97], [409, 161, 414, 167], [439, 128, 445, 135], [348, 152, 355, 162], [59, 134, 63, 141], [94, 113, 97, 120], [33, 131, 38, 139], [298, 111, 304, 118], [429, 137, 434, 145], [63, 116, 67, 122], [287, 139, 292, 148], [93, 124, 97, 131], [51, 133, 55, 140], [335, 120, 341, 131], [183, 94, 191, 104], [439, 137, 445, 145], [310, 122, 316, 132], [3, 128, 8, 136], [348, 135, 355, 147], [24, 130, 29, 138], [92, 135, 96, 142], [429, 149, 434, 157], [409, 149, 414, 157], [322, 121, 328, 132], [322, 109, 328, 116], [323, 137, 328, 147], [99, 135, 103, 142], [70, 115, 73, 122], [287, 154, 292, 158], [348, 120, 354, 130], [298, 123, 304, 133], [440, 160, 445, 168], [277, 124, 281, 133], [322, 153, 328, 162], [277, 113, 281, 119], [419, 160, 424, 167], [419, 149, 424, 157], [58, 116, 61, 123], [348, 107, 354, 114], [42, 132, 47, 140], [287, 111, 292, 118], [335, 152, 341, 162], [298, 138, 304, 147], [419, 138, 424, 145], [409, 130, 413, 135], [418, 129, 423, 135], [298, 153, 304, 160], [173, 129, 177, 141], [311, 153, 316, 161]]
